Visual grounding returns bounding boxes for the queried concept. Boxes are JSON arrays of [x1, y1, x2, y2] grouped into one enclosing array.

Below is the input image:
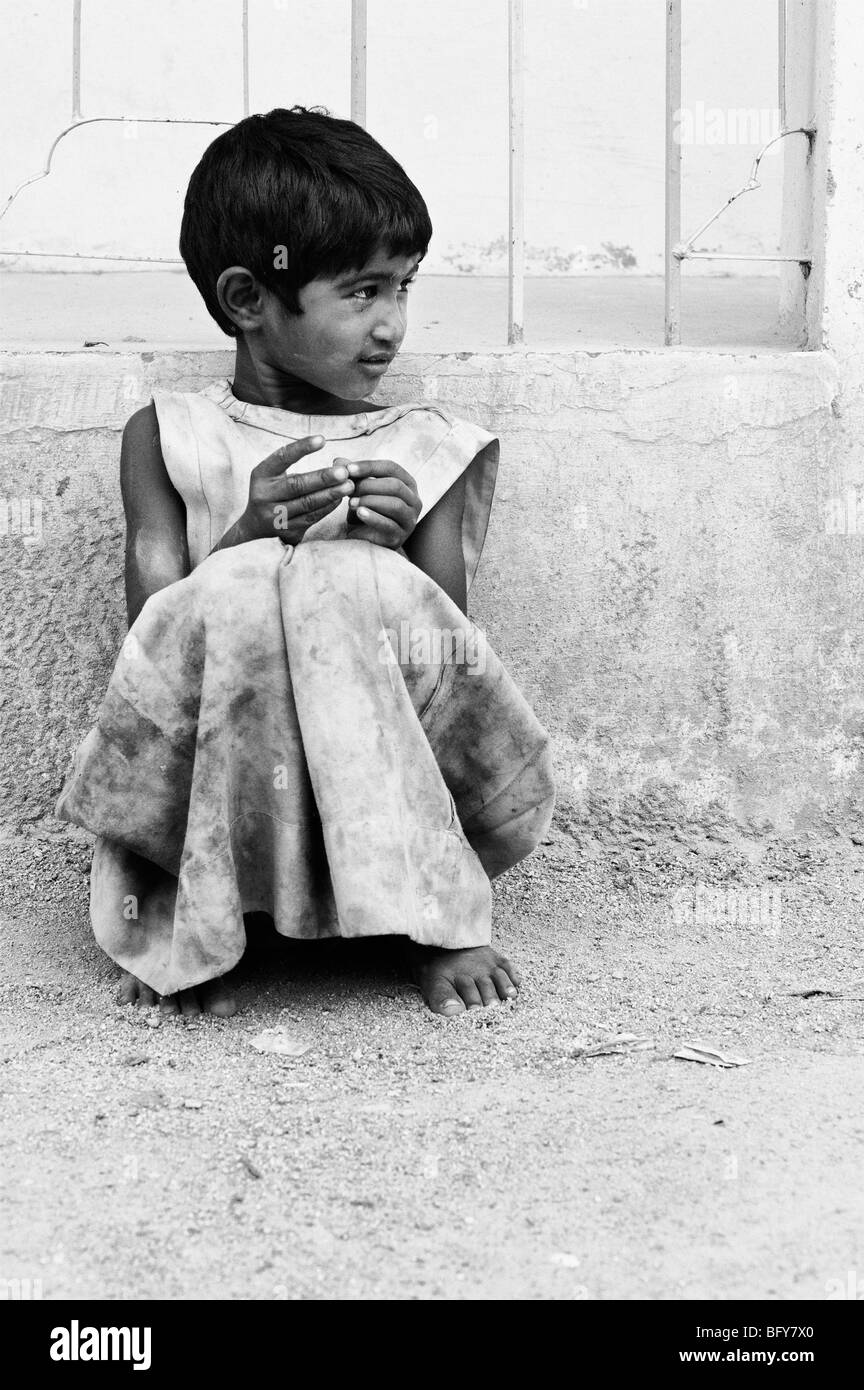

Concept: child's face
[[263, 246, 420, 399]]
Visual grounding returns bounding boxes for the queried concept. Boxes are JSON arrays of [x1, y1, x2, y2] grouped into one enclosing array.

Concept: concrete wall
[[4, 344, 864, 842]]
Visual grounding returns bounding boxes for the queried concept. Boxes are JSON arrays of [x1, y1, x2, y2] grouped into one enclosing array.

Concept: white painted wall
[[0, 0, 785, 274]]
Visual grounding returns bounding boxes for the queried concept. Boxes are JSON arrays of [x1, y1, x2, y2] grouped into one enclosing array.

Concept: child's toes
[[117, 971, 154, 1006], [477, 975, 501, 1008], [159, 993, 180, 1014], [117, 973, 136, 1005], [455, 975, 483, 1010], [201, 978, 237, 1017], [496, 955, 521, 989], [178, 989, 201, 1018], [492, 967, 518, 1000], [426, 979, 467, 1017]]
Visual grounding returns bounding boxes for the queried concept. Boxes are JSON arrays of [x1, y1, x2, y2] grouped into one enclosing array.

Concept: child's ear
[[216, 267, 265, 334]]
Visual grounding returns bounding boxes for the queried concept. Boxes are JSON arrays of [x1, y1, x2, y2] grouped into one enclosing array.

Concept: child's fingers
[[352, 475, 420, 509], [292, 482, 353, 515], [343, 458, 418, 490], [346, 507, 405, 546], [262, 474, 354, 508], [255, 435, 327, 478], [348, 495, 417, 527], [295, 493, 345, 523], [271, 490, 345, 533]]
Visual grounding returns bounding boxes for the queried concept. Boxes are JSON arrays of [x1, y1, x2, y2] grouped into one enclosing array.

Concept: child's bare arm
[[122, 419, 357, 625], [403, 469, 467, 614], [120, 404, 190, 627]]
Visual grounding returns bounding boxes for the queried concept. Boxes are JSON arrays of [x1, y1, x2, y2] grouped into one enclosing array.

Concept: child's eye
[[352, 280, 416, 302]]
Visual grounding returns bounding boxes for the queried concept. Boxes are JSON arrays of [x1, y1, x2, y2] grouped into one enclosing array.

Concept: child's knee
[[191, 537, 284, 595], [291, 537, 457, 623], [284, 537, 420, 612]]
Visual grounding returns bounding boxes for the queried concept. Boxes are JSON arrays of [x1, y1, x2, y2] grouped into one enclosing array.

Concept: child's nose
[[376, 291, 407, 337]]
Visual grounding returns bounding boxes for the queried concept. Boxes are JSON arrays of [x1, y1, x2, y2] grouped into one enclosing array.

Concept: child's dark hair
[[179, 105, 432, 336]]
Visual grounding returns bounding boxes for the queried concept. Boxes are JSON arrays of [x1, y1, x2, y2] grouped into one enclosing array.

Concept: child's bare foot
[[409, 944, 521, 1017], [117, 970, 237, 1017]]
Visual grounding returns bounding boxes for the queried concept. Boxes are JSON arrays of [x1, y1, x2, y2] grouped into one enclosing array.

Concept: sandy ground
[[1, 816, 863, 1302]]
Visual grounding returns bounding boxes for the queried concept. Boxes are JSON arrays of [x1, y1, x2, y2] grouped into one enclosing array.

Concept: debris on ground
[[120, 1051, 149, 1066], [784, 986, 841, 999], [248, 1027, 312, 1058], [570, 1033, 654, 1059], [673, 1044, 752, 1069]]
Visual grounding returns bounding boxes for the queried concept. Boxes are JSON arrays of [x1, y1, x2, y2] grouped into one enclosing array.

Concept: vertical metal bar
[[777, 0, 787, 126], [242, 0, 250, 116], [664, 0, 682, 346], [507, 0, 525, 346], [72, 0, 82, 120], [351, 0, 367, 127]]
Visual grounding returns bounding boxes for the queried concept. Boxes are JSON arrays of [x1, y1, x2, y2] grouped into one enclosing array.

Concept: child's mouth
[[358, 355, 394, 371]]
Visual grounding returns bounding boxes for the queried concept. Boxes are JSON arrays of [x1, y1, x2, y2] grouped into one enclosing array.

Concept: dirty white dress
[[56, 381, 555, 995]]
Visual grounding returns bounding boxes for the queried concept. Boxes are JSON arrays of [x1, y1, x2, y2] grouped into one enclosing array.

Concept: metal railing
[[0, 0, 816, 348], [663, 0, 815, 344], [0, 0, 237, 265], [350, 0, 367, 128]]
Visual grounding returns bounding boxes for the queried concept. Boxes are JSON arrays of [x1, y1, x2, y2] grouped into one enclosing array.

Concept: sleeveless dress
[[152, 380, 501, 587], [55, 381, 555, 996]]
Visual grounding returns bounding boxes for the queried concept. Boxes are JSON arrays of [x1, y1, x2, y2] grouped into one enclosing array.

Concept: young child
[[56, 106, 555, 1019]]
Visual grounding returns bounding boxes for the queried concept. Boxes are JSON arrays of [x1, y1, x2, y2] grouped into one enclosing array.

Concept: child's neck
[[230, 336, 364, 415]]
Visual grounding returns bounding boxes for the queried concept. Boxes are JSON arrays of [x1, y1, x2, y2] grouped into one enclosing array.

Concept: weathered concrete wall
[[4, 346, 863, 842]]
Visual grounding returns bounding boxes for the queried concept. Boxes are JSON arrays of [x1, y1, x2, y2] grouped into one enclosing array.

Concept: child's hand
[[238, 436, 356, 544], [337, 458, 422, 549]]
